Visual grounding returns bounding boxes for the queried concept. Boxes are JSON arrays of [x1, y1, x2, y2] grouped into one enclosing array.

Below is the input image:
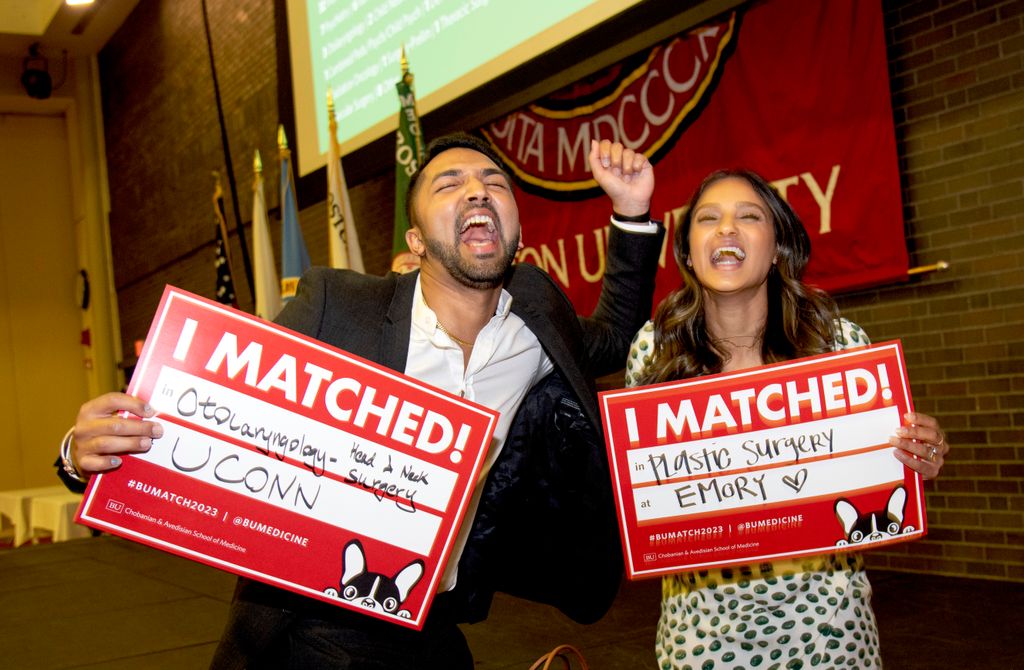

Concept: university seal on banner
[[480, 12, 740, 200]]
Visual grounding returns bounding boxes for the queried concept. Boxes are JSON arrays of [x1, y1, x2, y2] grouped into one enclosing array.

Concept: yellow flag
[[252, 150, 283, 321], [327, 89, 364, 272]]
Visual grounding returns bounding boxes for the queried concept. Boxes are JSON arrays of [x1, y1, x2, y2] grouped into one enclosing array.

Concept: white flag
[[252, 151, 283, 321], [327, 90, 364, 271]]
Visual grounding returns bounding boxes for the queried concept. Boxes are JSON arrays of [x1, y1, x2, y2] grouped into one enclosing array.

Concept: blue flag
[[279, 126, 310, 303]]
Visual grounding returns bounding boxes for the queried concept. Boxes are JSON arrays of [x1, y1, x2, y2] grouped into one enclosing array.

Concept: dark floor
[[0, 536, 1020, 669]]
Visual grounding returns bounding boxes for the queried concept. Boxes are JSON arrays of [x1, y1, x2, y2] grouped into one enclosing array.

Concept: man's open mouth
[[460, 214, 498, 248]]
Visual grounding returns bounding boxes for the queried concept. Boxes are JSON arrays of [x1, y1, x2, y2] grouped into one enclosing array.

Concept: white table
[[30, 492, 89, 542], [0, 485, 82, 546]]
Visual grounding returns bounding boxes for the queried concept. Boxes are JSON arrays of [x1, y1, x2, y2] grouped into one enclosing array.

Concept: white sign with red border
[[77, 287, 498, 630], [599, 342, 926, 579]]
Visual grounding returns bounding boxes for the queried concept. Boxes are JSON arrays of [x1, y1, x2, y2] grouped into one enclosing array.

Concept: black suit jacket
[[210, 225, 661, 666]]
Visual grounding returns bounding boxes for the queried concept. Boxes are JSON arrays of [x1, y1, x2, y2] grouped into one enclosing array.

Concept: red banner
[[483, 0, 907, 313]]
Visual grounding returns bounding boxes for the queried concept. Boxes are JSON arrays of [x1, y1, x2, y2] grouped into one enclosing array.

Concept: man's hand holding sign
[[74, 287, 497, 630]]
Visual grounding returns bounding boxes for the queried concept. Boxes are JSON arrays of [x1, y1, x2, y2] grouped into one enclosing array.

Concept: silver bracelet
[[60, 427, 87, 483]]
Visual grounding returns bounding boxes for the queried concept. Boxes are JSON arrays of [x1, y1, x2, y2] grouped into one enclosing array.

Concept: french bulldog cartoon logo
[[834, 485, 916, 546], [324, 539, 424, 618]]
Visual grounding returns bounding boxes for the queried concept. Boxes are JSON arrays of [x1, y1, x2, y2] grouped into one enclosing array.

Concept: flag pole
[[200, 0, 255, 299]]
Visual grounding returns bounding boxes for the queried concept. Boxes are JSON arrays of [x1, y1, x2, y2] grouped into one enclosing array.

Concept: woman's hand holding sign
[[891, 412, 948, 480]]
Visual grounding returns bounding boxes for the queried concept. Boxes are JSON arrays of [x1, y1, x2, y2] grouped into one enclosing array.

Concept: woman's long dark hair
[[637, 169, 840, 384]]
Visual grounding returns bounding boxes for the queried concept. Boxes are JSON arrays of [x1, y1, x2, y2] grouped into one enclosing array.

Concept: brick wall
[[98, 0, 1023, 580], [101, 0, 398, 360], [834, 0, 1023, 580], [102, 0, 278, 349]]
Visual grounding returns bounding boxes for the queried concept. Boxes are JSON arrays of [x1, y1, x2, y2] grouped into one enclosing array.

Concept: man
[[59, 133, 664, 668]]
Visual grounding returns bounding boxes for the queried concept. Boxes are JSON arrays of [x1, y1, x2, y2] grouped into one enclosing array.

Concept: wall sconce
[[21, 43, 52, 99]]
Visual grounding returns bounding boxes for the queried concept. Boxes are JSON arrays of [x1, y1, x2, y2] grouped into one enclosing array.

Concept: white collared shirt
[[406, 276, 553, 590], [405, 217, 657, 590]]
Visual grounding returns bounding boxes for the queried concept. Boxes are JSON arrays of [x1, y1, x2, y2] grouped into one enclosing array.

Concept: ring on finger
[[927, 446, 938, 462]]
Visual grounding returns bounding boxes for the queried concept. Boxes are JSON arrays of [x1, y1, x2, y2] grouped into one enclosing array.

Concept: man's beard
[[422, 223, 519, 290]]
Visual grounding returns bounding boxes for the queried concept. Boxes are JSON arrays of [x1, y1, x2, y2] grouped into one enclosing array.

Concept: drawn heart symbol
[[782, 468, 808, 493]]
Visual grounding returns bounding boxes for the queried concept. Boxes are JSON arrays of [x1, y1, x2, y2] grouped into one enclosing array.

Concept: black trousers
[[280, 610, 472, 669], [211, 585, 473, 670]]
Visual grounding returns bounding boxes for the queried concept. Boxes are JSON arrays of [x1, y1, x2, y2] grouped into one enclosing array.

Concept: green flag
[[392, 49, 425, 273]]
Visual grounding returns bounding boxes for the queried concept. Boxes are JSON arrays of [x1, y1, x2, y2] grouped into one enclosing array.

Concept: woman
[[625, 169, 948, 669]]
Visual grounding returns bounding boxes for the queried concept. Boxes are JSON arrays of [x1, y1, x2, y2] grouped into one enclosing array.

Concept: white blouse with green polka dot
[[625, 319, 882, 670]]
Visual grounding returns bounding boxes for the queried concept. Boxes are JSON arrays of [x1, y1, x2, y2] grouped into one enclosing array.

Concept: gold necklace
[[436, 320, 474, 348]]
